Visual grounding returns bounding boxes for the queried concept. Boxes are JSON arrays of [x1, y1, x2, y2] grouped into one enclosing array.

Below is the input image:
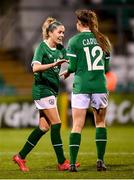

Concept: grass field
[[0, 125, 134, 179]]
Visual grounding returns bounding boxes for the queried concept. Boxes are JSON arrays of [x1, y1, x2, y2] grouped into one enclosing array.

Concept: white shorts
[[71, 93, 108, 110], [34, 96, 57, 110]]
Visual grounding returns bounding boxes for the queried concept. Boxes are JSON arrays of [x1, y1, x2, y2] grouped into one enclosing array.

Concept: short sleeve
[[66, 39, 77, 73], [66, 39, 77, 59], [31, 43, 44, 66]]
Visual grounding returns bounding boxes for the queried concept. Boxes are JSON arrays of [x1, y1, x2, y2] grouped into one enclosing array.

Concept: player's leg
[[69, 108, 86, 172], [13, 110, 50, 171], [91, 93, 108, 171], [42, 107, 70, 171], [69, 94, 89, 172], [19, 111, 50, 159], [93, 107, 107, 171]]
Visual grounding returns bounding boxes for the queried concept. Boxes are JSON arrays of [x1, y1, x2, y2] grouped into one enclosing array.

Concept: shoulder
[[68, 33, 81, 45], [35, 41, 45, 49], [34, 41, 46, 54]]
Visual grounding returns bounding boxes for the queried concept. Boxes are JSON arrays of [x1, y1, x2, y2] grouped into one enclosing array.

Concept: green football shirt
[[67, 31, 111, 94], [31, 41, 66, 100]]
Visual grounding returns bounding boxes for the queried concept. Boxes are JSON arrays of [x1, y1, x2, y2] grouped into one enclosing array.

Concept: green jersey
[[67, 31, 110, 94], [32, 41, 66, 100]]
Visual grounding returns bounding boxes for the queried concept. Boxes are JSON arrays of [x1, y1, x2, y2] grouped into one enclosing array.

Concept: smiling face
[[49, 25, 65, 45]]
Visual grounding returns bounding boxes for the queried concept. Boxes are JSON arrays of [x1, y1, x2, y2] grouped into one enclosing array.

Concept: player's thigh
[[42, 107, 61, 125], [34, 96, 61, 125], [92, 107, 107, 123], [72, 108, 87, 130], [39, 110, 50, 131], [91, 93, 108, 127], [34, 96, 61, 124], [71, 93, 90, 131]]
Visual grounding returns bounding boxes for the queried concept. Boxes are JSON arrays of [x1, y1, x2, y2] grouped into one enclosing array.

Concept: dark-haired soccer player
[[61, 9, 111, 172]]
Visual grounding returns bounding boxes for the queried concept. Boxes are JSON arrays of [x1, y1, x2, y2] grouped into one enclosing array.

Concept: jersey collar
[[81, 30, 91, 32], [43, 40, 56, 50]]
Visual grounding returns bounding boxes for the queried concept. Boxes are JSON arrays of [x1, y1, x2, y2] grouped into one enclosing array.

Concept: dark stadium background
[[0, 1, 134, 178], [0, 0, 134, 128]]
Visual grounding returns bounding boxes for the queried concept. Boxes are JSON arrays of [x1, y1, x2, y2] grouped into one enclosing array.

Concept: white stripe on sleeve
[[66, 53, 77, 57], [31, 61, 41, 67]]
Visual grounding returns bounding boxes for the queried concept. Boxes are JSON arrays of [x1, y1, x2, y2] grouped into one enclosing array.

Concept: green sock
[[19, 127, 46, 159], [96, 127, 107, 161], [69, 133, 81, 165], [51, 123, 66, 164]]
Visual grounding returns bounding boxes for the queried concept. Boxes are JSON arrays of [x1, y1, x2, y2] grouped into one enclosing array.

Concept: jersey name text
[[82, 38, 97, 46]]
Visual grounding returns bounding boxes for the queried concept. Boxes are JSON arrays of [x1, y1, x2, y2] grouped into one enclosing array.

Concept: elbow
[[32, 63, 41, 73], [32, 66, 38, 73]]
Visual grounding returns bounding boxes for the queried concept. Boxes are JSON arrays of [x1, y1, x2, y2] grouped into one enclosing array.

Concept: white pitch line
[[0, 152, 134, 155]]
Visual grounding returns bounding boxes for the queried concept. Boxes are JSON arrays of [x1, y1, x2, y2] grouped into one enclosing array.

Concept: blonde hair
[[42, 17, 63, 40], [75, 9, 112, 54]]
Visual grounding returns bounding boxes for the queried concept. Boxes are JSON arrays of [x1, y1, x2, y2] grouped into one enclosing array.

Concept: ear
[[48, 31, 53, 37], [77, 20, 81, 26]]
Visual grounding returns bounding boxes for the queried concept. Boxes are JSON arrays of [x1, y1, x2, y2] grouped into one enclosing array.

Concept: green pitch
[[0, 125, 134, 179]]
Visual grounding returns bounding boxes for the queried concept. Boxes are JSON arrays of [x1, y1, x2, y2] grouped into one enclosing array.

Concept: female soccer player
[[12, 17, 73, 172], [61, 9, 112, 172]]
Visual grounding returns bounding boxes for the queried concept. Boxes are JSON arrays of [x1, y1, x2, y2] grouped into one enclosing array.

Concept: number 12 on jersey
[[84, 46, 104, 71]]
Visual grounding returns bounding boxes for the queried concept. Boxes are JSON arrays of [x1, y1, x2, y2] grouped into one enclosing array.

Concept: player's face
[[49, 25, 65, 45]]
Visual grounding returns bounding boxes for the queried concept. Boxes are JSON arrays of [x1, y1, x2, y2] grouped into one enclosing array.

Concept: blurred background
[[0, 0, 134, 128]]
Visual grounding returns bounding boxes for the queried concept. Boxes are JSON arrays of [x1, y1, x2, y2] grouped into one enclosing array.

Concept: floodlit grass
[[0, 125, 134, 179]]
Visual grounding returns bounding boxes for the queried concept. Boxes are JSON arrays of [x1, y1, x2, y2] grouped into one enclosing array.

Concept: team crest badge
[[49, 99, 54, 105]]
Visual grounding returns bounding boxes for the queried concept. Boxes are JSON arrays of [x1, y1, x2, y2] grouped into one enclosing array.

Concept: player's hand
[[59, 70, 70, 79], [53, 59, 68, 67]]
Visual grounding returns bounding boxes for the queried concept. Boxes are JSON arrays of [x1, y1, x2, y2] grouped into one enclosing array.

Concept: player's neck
[[81, 28, 91, 32], [46, 39, 56, 48]]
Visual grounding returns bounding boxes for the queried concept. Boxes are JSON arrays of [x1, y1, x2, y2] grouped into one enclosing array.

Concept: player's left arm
[[67, 56, 77, 73], [104, 53, 111, 74]]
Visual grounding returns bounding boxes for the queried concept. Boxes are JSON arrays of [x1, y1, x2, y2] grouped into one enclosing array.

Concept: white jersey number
[[84, 46, 104, 71]]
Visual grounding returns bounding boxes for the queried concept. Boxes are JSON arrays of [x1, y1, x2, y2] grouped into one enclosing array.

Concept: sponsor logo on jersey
[[59, 53, 63, 59], [48, 54, 53, 58]]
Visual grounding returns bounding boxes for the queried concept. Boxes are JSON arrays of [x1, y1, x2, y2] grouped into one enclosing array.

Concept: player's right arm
[[33, 60, 67, 73], [32, 43, 67, 73], [66, 39, 77, 73]]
